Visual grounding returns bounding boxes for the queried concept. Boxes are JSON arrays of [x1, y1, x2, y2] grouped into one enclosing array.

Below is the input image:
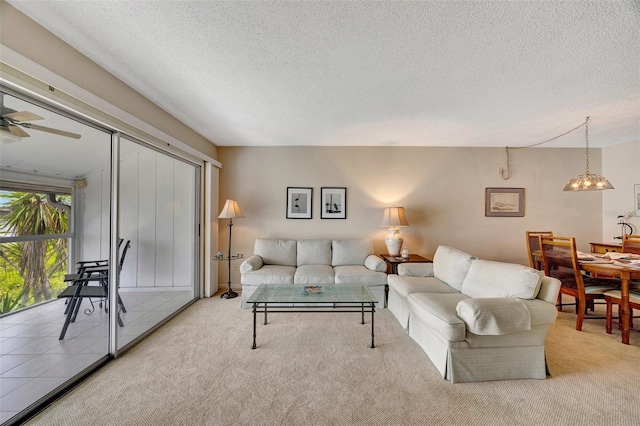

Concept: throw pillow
[[456, 297, 531, 335], [240, 255, 263, 273], [364, 255, 387, 272]]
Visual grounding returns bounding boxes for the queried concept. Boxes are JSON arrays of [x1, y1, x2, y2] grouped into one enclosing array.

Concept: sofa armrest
[[536, 276, 561, 304], [456, 297, 531, 335], [364, 255, 386, 272], [397, 262, 434, 277], [240, 255, 264, 273]]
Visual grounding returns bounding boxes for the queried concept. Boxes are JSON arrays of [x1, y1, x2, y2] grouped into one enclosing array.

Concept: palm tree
[[0, 192, 69, 306]]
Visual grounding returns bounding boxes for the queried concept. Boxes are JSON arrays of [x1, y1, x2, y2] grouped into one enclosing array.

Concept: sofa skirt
[[387, 289, 411, 332], [447, 345, 547, 383]]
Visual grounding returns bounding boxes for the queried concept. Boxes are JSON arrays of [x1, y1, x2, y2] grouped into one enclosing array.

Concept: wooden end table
[[380, 254, 432, 308], [380, 253, 432, 274]]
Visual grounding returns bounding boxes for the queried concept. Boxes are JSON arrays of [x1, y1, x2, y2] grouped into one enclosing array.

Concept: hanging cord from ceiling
[[499, 118, 589, 180]]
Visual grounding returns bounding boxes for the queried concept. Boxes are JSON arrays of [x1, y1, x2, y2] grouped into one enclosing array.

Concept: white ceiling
[[6, 0, 640, 148]]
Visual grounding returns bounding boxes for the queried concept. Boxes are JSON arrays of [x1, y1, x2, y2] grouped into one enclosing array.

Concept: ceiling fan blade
[[9, 124, 30, 137], [22, 123, 81, 139], [4, 111, 44, 121]]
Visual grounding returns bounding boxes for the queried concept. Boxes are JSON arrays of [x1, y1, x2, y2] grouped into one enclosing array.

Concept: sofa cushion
[[456, 297, 531, 335], [241, 265, 295, 285], [254, 239, 297, 266], [364, 255, 387, 272], [297, 240, 331, 266], [432, 246, 475, 291], [460, 259, 543, 300], [408, 292, 469, 342], [332, 239, 373, 266], [387, 276, 459, 299], [333, 265, 387, 285], [294, 265, 335, 284]]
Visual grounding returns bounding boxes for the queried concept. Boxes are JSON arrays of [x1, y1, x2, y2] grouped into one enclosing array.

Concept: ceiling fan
[[0, 93, 81, 141]]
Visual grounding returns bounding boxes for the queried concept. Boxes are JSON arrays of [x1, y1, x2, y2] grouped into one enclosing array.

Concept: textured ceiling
[[6, 1, 640, 148]]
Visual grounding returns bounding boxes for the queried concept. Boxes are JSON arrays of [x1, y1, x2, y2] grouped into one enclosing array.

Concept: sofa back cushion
[[461, 259, 543, 299], [332, 239, 373, 266], [297, 240, 332, 266], [432, 246, 475, 291], [254, 239, 297, 266]]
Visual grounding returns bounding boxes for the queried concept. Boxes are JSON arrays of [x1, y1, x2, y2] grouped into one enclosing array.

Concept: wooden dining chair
[[526, 231, 553, 270], [604, 289, 640, 337], [540, 236, 620, 331], [622, 234, 640, 255]]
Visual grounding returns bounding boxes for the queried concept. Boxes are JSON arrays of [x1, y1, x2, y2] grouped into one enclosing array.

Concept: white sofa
[[240, 238, 387, 308], [387, 245, 561, 383]]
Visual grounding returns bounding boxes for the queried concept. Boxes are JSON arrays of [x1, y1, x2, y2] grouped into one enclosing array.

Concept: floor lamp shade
[[218, 199, 244, 219], [381, 207, 409, 256]]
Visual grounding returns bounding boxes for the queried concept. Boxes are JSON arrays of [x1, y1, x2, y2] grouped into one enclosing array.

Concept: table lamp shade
[[380, 207, 409, 228], [218, 199, 244, 219], [381, 207, 409, 256]]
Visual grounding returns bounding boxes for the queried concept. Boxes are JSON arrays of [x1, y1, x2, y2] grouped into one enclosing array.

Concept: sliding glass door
[[115, 136, 199, 350], [0, 88, 201, 424], [0, 89, 113, 424]]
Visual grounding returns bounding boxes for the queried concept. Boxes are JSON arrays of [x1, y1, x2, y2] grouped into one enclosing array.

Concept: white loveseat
[[387, 245, 561, 383], [240, 238, 387, 308]]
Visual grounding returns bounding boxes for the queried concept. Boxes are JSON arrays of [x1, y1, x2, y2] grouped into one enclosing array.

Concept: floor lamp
[[218, 199, 244, 299]]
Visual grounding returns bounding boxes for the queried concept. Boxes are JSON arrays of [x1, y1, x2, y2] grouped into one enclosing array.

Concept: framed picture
[[635, 184, 640, 216], [321, 187, 346, 219], [286, 187, 312, 219], [485, 187, 524, 217]]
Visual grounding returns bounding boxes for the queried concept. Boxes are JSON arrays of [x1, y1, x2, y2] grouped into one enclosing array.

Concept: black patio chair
[[57, 240, 131, 339]]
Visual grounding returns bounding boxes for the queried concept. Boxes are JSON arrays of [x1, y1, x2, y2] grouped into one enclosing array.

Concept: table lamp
[[218, 199, 244, 299], [381, 206, 409, 256]]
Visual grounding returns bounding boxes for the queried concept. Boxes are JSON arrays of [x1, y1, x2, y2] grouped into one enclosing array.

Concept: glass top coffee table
[[246, 284, 377, 349]]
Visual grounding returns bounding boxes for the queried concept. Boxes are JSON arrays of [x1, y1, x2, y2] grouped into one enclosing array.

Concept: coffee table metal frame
[[247, 284, 377, 349]]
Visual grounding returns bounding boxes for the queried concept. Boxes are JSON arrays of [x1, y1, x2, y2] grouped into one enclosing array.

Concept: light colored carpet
[[26, 294, 640, 425]]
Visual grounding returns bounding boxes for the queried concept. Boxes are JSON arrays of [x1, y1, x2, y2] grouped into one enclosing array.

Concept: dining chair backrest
[[526, 231, 553, 269], [622, 234, 640, 254], [539, 236, 584, 292]]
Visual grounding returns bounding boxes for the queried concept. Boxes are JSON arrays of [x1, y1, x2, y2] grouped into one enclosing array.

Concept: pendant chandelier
[[562, 116, 614, 191]]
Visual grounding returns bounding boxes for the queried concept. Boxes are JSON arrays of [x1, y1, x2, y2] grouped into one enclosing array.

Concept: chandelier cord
[[584, 116, 590, 174], [500, 117, 589, 180]]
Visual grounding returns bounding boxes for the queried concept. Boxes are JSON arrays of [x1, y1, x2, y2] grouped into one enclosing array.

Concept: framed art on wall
[[286, 187, 312, 219], [485, 187, 525, 217], [321, 187, 346, 219], [635, 184, 640, 216]]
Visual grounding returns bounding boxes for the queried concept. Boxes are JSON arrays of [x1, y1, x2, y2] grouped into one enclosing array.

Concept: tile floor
[[0, 290, 194, 424]]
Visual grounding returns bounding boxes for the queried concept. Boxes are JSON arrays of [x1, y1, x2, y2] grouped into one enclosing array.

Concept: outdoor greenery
[[0, 192, 69, 314]]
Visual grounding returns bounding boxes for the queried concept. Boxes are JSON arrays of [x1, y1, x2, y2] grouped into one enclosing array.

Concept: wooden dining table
[[578, 261, 640, 345]]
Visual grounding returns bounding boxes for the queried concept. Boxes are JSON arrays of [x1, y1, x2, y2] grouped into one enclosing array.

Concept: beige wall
[[602, 140, 640, 241], [217, 145, 639, 285]]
